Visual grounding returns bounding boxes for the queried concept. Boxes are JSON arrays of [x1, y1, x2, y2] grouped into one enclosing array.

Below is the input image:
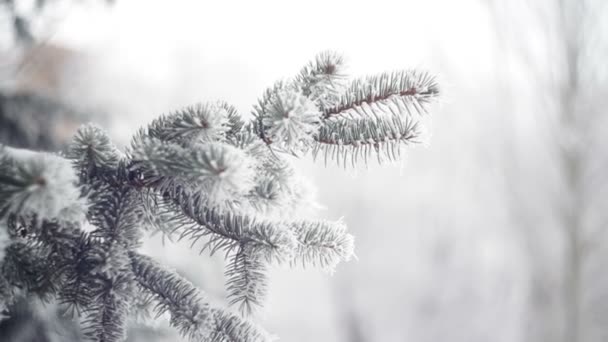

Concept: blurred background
[[1, 0, 607, 341]]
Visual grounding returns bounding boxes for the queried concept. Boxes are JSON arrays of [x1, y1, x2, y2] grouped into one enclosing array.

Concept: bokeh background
[[1, 1, 607, 341]]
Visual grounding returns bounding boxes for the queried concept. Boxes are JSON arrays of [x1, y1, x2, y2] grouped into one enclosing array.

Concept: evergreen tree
[[0, 52, 439, 342]]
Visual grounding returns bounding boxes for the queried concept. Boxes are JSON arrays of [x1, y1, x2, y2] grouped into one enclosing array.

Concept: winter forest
[[1, 0, 607, 341]]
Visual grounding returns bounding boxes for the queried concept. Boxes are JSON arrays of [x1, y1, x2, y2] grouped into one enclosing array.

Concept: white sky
[[45, 0, 497, 139]]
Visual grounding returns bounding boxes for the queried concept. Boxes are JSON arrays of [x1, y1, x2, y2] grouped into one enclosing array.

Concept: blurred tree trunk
[[486, 1, 608, 342], [559, 4, 583, 340], [332, 279, 367, 342]]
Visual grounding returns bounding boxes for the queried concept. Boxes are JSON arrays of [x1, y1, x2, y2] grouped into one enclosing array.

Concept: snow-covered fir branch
[[0, 52, 439, 342]]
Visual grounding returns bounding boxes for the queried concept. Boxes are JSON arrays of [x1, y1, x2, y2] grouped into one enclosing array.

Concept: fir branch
[[88, 186, 142, 249], [12, 217, 87, 275], [297, 51, 346, 93], [0, 242, 56, 300], [27, 218, 86, 264], [323, 70, 439, 119], [247, 176, 286, 213], [261, 90, 321, 153], [252, 81, 289, 145], [224, 132, 312, 216], [225, 248, 268, 315], [253, 85, 322, 153], [57, 233, 98, 313], [138, 190, 180, 242], [0, 51, 440, 342], [64, 124, 122, 180], [89, 243, 133, 286], [14, 218, 98, 312], [129, 251, 213, 340], [218, 101, 246, 139], [24, 218, 137, 328], [130, 252, 271, 342], [131, 138, 255, 207], [81, 228, 136, 342], [245, 158, 310, 217], [209, 308, 275, 342], [290, 220, 355, 271], [312, 113, 422, 166], [82, 282, 131, 342], [168, 192, 296, 262], [128, 137, 185, 186], [296, 51, 347, 110], [224, 129, 268, 158], [146, 103, 232, 145], [0, 147, 86, 222]]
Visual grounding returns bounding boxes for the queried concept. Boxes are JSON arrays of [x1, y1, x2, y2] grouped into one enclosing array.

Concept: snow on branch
[[259, 89, 322, 153], [225, 248, 269, 316], [64, 124, 122, 179], [296, 50, 347, 110], [131, 137, 255, 208], [312, 112, 422, 166], [130, 252, 272, 342], [0, 146, 86, 223], [291, 219, 355, 271], [324, 70, 439, 119], [129, 252, 214, 340], [146, 103, 235, 145], [0, 51, 439, 342], [160, 190, 296, 263], [251, 54, 439, 164]]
